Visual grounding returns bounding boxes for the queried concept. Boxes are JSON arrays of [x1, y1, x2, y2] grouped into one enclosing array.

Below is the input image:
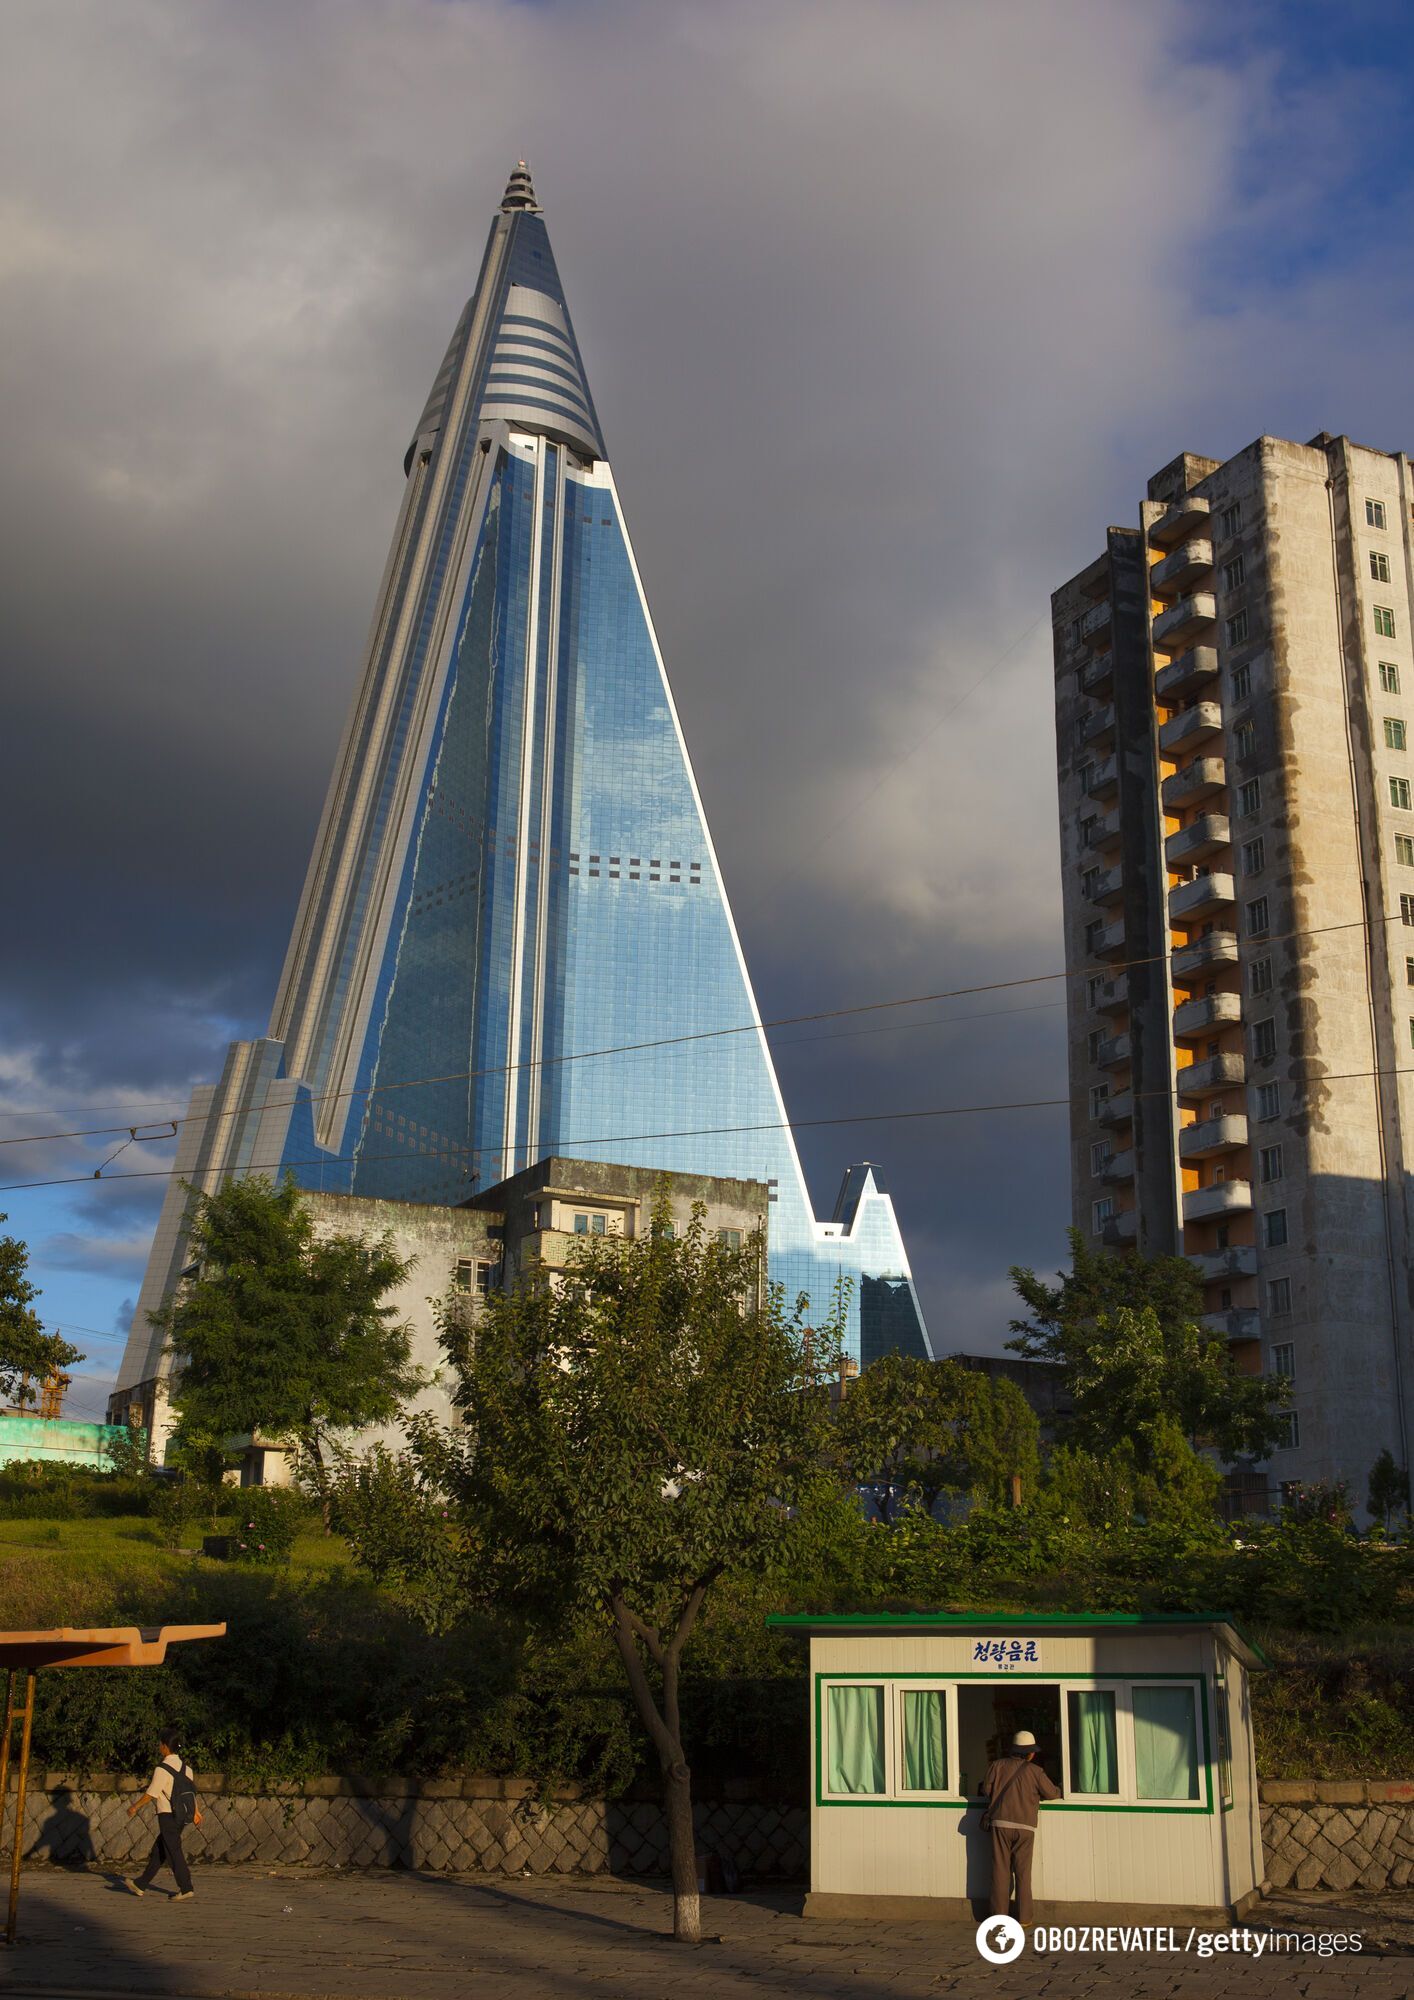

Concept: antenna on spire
[[501, 160, 541, 213]]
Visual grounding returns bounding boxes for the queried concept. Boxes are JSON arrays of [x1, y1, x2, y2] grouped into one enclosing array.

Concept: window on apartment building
[[1367, 499, 1388, 531], [1085, 918, 1106, 952], [1391, 775, 1412, 810], [1092, 1197, 1115, 1231], [1090, 1083, 1110, 1119], [1242, 838, 1265, 875], [1090, 1140, 1113, 1177], [1264, 1208, 1289, 1248], [1077, 760, 1094, 792], [1276, 1411, 1300, 1452], [1408, 1015, 1414, 1052], [1080, 814, 1099, 848], [1235, 721, 1256, 761], [1087, 973, 1105, 1007], [652, 1219, 676, 1241], [1083, 866, 1103, 898], [1088, 1029, 1104, 1062], [1403, 893, 1414, 926], [574, 1212, 609, 1235], [1259, 1144, 1284, 1184], [1397, 836, 1414, 867], [1250, 957, 1273, 995], [1223, 555, 1246, 591], [1225, 610, 1250, 646], [1232, 661, 1252, 701], [1381, 661, 1401, 694], [1252, 1018, 1277, 1060], [453, 1259, 495, 1297], [1256, 1081, 1281, 1120], [716, 1228, 743, 1249], [1371, 550, 1392, 584], [1238, 777, 1261, 816], [1406, 956, 1414, 986], [1375, 606, 1397, 639], [1219, 501, 1242, 538], [1270, 1296, 1293, 1331], [1389, 719, 1410, 752], [1246, 896, 1271, 937]]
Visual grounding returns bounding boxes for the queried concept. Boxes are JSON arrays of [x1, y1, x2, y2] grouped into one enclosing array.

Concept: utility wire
[[6, 1054, 1414, 1200], [0, 909, 1401, 1155]]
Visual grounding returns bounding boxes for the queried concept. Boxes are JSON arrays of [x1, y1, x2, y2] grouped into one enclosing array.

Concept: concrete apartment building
[[1053, 433, 1414, 1509]]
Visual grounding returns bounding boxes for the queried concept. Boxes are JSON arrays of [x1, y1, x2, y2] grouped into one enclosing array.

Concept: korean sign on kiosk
[[766, 1612, 1265, 1922]]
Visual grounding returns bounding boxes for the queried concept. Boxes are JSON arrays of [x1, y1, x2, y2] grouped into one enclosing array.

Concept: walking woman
[[123, 1729, 202, 1899]]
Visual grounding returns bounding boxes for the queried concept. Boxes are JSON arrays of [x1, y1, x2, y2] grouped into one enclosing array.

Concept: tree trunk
[[661, 1744, 700, 1942], [304, 1426, 333, 1531], [608, 1590, 709, 1945]]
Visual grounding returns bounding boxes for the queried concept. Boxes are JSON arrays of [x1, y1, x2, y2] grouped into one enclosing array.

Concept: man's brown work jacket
[[981, 1754, 1061, 1831]]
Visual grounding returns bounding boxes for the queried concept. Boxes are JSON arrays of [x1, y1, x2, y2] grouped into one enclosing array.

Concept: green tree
[[0, 1213, 81, 1407], [415, 1197, 843, 1943], [832, 1353, 1041, 1517], [153, 1175, 421, 1520], [1368, 1449, 1410, 1532], [1010, 1231, 1286, 1467]]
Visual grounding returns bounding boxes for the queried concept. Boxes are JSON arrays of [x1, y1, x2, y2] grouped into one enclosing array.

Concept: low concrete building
[[0, 1416, 127, 1472]]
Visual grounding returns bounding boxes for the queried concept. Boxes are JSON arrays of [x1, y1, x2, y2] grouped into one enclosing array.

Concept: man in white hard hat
[[981, 1728, 1060, 1925]]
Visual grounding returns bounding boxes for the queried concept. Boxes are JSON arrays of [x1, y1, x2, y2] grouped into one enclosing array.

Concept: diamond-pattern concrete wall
[[4, 1776, 806, 1881], [1259, 1781, 1414, 1894]]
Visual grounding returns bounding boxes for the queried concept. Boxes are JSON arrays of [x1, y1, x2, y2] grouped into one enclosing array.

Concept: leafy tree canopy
[[1369, 1448, 1411, 1532], [154, 1175, 421, 1505], [1009, 1229, 1286, 1467], [0, 1213, 81, 1407], [831, 1352, 1041, 1517], [408, 1194, 844, 1941]]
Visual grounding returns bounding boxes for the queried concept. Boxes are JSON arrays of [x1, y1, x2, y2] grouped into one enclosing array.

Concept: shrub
[[222, 1487, 309, 1564]]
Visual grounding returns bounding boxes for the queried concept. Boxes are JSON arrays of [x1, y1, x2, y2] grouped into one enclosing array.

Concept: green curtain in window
[[827, 1684, 885, 1793], [1133, 1686, 1200, 1799], [1067, 1689, 1118, 1794], [901, 1689, 946, 1791]]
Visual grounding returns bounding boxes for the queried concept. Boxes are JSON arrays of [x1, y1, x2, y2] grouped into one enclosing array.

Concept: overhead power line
[[0, 908, 1401, 1157]]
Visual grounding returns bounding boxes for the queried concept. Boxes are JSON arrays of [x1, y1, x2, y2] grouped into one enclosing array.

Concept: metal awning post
[[4, 1671, 33, 1946]]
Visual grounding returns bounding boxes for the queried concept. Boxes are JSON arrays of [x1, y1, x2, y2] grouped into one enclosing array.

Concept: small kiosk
[[767, 1612, 1265, 1922]]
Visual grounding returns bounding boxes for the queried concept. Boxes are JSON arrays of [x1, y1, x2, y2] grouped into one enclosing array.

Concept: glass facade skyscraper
[[116, 165, 931, 1397]]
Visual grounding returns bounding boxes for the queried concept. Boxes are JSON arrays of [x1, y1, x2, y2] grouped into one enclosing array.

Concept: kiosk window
[[1067, 1689, 1118, 1794], [826, 1684, 884, 1794], [1133, 1686, 1201, 1799], [900, 1689, 947, 1792]]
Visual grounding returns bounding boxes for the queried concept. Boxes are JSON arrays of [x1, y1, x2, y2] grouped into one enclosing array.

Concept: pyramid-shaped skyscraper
[[118, 166, 931, 1392]]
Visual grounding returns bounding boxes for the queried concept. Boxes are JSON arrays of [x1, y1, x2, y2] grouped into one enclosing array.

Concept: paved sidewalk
[[5, 1867, 1412, 1999]]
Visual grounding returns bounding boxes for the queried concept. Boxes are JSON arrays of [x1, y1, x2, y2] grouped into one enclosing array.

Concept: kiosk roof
[[764, 1611, 1265, 1668]]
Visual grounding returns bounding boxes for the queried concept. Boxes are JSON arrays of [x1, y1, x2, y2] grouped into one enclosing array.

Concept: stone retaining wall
[[5, 1773, 806, 1881], [10, 1773, 1414, 1894], [1259, 1779, 1414, 1893]]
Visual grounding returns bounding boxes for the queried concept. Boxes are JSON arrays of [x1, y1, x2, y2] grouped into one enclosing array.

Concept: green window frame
[[898, 1686, 950, 1796], [1066, 1688, 1119, 1795], [823, 1682, 887, 1796], [1133, 1684, 1202, 1800]]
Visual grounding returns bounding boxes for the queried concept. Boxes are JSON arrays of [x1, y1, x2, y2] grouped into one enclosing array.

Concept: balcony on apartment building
[[1191, 1245, 1258, 1283], [1101, 1148, 1135, 1186], [1183, 1179, 1253, 1223], [1176, 1051, 1246, 1097], [1081, 652, 1114, 698], [1203, 1308, 1261, 1342], [1083, 863, 1125, 908], [1098, 1088, 1134, 1128], [1088, 917, 1127, 959], [1148, 493, 1211, 549], [1103, 1210, 1139, 1248], [1084, 808, 1123, 854], [1169, 871, 1236, 922], [1155, 644, 1220, 703], [1095, 1031, 1132, 1071], [1079, 598, 1113, 648], [1150, 540, 1215, 599], [1085, 755, 1119, 800], [1079, 701, 1117, 752], [1171, 929, 1239, 979], [1165, 813, 1231, 868], [1159, 701, 1224, 757], [1163, 759, 1227, 810], [1093, 972, 1128, 1012], [1172, 991, 1243, 1043], [1179, 1113, 1249, 1160], [1152, 593, 1217, 655]]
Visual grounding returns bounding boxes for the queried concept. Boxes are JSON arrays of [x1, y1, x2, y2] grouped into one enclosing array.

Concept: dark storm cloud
[[5, 0, 1412, 1344]]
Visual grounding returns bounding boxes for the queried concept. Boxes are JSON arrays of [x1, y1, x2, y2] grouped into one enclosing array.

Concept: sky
[[4, 0, 1414, 1422]]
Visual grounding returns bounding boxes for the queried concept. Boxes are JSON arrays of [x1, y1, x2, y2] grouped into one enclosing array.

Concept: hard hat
[[1011, 1729, 1037, 1751]]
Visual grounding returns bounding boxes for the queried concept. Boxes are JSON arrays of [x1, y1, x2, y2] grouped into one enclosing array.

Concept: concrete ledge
[[803, 1893, 1241, 1925]]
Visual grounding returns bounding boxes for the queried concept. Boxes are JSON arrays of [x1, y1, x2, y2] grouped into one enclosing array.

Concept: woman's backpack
[[168, 1764, 199, 1828]]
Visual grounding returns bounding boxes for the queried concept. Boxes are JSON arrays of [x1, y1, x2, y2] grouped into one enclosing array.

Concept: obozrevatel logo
[[975, 1914, 1025, 1963]]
